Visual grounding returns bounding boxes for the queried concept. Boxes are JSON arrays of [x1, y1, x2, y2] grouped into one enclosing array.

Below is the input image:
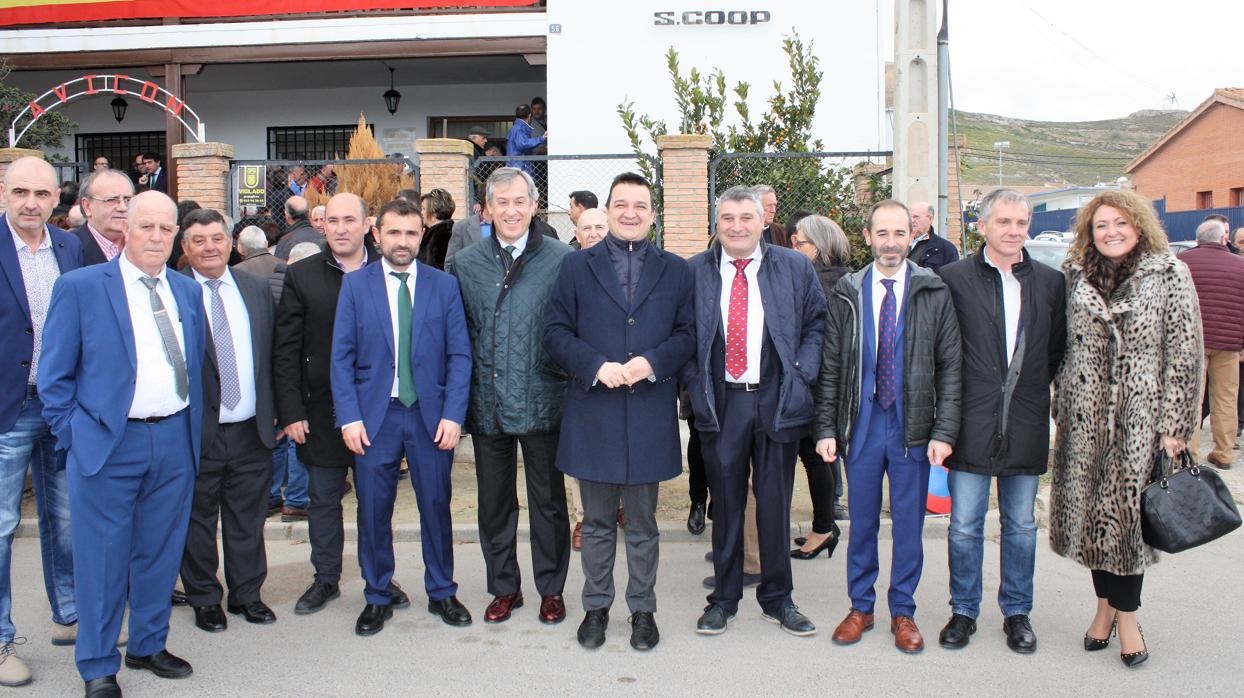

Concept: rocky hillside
[[954, 109, 1187, 187]]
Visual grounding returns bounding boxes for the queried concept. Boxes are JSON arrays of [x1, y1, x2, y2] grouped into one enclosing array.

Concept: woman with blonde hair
[[1049, 189, 1203, 668]]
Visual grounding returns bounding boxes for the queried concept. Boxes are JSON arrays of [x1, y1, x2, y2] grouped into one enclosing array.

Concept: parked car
[[1170, 240, 1196, 254], [1025, 238, 1069, 270], [1034, 230, 1074, 242]]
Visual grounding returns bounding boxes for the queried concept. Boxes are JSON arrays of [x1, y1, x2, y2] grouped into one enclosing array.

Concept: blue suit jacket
[[330, 261, 472, 441], [0, 216, 82, 433], [36, 256, 207, 476]]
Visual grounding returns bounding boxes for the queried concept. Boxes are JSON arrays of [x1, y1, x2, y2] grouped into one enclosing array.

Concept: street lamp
[[383, 67, 401, 116], [992, 140, 1010, 187], [110, 96, 128, 123]]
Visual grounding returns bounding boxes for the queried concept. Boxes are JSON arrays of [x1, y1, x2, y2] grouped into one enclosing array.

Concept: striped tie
[[139, 276, 189, 400]]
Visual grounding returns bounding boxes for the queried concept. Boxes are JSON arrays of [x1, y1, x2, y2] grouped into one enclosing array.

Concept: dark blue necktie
[[877, 278, 897, 409]]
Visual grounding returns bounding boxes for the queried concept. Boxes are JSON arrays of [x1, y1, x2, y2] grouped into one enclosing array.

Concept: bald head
[[324, 192, 368, 261], [124, 191, 179, 275], [574, 207, 608, 249], [2, 156, 59, 239], [285, 195, 308, 225], [910, 201, 934, 236]]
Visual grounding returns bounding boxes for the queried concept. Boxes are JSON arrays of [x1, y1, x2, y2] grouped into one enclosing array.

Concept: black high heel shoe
[[790, 524, 839, 560], [1120, 624, 1148, 668], [1083, 615, 1117, 651]]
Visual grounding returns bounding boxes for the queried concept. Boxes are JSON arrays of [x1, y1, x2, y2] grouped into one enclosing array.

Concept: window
[[75, 131, 166, 181], [267, 124, 372, 161], [1197, 190, 1214, 209], [1231, 187, 1243, 208], [427, 115, 513, 149]]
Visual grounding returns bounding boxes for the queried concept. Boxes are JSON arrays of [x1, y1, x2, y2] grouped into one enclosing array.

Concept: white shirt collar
[[870, 261, 907, 289], [118, 251, 168, 286], [381, 257, 416, 281], [7, 215, 50, 251], [498, 232, 528, 256], [981, 246, 1017, 275], [721, 242, 763, 270], [192, 267, 235, 288]]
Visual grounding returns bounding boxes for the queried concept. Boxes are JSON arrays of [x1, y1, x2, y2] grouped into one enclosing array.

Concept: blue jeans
[[947, 470, 1039, 619], [0, 393, 76, 642], [270, 436, 309, 508]]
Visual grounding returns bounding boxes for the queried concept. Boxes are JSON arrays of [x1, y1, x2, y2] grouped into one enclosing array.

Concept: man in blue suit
[[38, 190, 207, 697], [814, 200, 961, 654], [0, 157, 82, 688], [331, 197, 473, 636], [544, 173, 694, 652]]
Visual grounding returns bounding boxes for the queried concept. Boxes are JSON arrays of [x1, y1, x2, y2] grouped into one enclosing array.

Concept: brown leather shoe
[[280, 506, 308, 522], [572, 522, 583, 551], [617, 507, 626, 529], [891, 615, 925, 654], [831, 610, 874, 645], [483, 592, 523, 623], [539, 595, 567, 624]]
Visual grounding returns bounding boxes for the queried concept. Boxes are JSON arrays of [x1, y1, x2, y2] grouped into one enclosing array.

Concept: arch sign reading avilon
[[7, 73, 206, 148]]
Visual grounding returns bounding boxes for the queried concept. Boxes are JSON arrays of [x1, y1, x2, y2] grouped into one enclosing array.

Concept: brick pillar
[[0, 148, 44, 213], [657, 134, 713, 259], [172, 142, 233, 212], [415, 139, 472, 220], [946, 134, 967, 249]]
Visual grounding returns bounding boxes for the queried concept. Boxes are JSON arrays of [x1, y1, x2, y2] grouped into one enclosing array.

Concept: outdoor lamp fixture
[[110, 96, 128, 123], [383, 66, 401, 115]]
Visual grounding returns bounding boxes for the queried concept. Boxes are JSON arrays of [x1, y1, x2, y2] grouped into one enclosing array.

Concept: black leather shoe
[[762, 604, 816, 637], [629, 611, 659, 650], [170, 589, 188, 607], [1003, 614, 1037, 654], [695, 605, 734, 635], [123, 650, 192, 679], [939, 613, 977, 649], [294, 582, 340, 615], [355, 604, 393, 636], [192, 605, 227, 633], [389, 582, 410, 609], [428, 597, 472, 627], [577, 609, 608, 649], [84, 676, 121, 697], [686, 502, 706, 535], [227, 601, 276, 625]]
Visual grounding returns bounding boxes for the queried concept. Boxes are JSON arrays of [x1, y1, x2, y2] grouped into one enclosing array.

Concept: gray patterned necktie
[[205, 279, 241, 409], [139, 276, 189, 400]]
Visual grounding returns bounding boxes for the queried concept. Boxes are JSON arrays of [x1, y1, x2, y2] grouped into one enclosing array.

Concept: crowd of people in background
[[2, 142, 1236, 697]]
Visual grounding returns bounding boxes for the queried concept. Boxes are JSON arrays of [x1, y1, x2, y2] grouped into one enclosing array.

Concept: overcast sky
[[943, 0, 1242, 121]]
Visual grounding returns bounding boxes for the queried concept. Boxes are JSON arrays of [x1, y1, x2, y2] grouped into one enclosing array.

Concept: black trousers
[[180, 419, 272, 607], [796, 435, 836, 535], [687, 417, 708, 505], [1091, 569, 1144, 612], [472, 431, 570, 597], [700, 390, 798, 616], [306, 463, 354, 586]]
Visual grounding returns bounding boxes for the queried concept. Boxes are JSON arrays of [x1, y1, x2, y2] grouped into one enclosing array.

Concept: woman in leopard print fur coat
[[1050, 189, 1203, 668]]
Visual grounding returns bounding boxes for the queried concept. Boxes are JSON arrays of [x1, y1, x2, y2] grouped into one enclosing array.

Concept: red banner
[[0, 1, 538, 28]]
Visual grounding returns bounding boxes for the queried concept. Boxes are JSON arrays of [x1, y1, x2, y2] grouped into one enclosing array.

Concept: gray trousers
[[579, 479, 659, 614]]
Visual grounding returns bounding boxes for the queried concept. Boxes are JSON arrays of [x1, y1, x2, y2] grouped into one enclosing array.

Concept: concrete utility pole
[[936, 0, 949, 238], [893, 0, 939, 206], [993, 140, 1010, 186]]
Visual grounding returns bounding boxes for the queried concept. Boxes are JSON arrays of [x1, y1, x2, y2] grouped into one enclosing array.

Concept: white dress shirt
[[719, 244, 764, 384], [982, 248, 1023, 365], [119, 253, 189, 418], [194, 268, 257, 422], [499, 232, 528, 260], [382, 258, 418, 397], [870, 262, 907, 354]]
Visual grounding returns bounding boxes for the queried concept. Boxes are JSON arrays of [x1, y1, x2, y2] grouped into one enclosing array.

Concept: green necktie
[[502, 244, 516, 272], [391, 271, 417, 407]]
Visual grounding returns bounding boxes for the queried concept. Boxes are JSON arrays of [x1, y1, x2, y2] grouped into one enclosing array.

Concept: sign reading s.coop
[[653, 9, 771, 26]]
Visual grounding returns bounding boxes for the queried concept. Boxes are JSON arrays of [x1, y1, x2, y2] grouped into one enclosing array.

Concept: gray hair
[[485, 167, 538, 204], [978, 188, 1032, 224], [1196, 219, 1227, 244], [288, 242, 321, 263], [797, 215, 850, 267], [716, 185, 764, 218], [752, 184, 776, 197], [78, 168, 133, 203], [238, 225, 268, 255], [311, 204, 325, 217]]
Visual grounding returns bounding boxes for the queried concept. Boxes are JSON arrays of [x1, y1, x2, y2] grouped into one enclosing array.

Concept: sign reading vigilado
[[237, 166, 267, 208]]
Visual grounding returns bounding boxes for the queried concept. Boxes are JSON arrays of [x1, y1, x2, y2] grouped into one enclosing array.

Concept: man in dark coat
[[682, 186, 826, 638], [72, 169, 134, 266], [815, 199, 961, 654], [755, 185, 790, 248], [936, 189, 1066, 654], [274, 193, 409, 615], [909, 201, 959, 272], [273, 196, 322, 260], [544, 173, 694, 651], [448, 167, 573, 626], [176, 208, 280, 633]]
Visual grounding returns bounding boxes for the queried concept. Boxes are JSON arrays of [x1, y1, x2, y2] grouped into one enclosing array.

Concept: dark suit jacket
[[181, 267, 278, 452], [544, 239, 695, 484], [764, 222, 790, 248], [233, 251, 285, 303], [0, 218, 82, 432], [330, 261, 472, 441], [147, 167, 168, 193], [37, 257, 207, 476], [69, 224, 110, 266]]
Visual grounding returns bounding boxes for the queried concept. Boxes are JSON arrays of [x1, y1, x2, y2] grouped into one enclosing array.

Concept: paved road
[[8, 525, 1243, 696]]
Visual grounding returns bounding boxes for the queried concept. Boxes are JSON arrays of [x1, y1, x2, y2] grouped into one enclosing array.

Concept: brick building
[[1126, 88, 1244, 212]]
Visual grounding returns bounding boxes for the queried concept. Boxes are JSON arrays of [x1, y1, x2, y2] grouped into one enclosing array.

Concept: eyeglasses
[[90, 195, 133, 207], [793, 239, 815, 248]]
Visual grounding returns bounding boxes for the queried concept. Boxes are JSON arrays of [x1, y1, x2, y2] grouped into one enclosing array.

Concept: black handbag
[[1141, 450, 1242, 553]]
